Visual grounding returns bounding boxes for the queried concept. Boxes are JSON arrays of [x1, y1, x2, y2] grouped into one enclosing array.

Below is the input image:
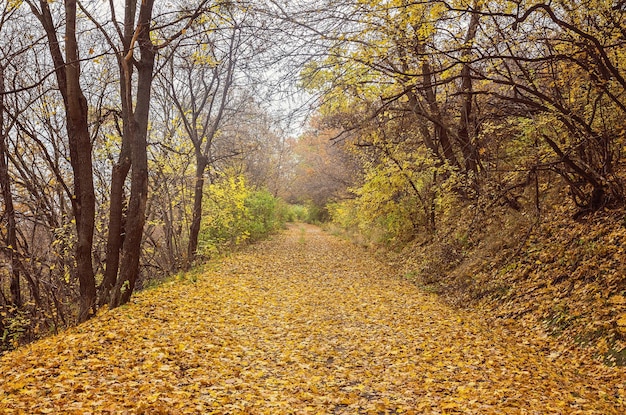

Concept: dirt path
[[1, 224, 625, 414]]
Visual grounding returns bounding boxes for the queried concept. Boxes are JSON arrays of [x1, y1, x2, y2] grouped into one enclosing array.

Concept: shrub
[[197, 175, 287, 256], [245, 189, 280, 242], [284, 204, 309, 222]]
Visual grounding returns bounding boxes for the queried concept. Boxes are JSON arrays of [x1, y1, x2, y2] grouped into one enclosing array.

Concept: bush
[[283, 204, 309, 222], [0, 306, 32, 352], [197, 175, 287, 256], [303, 201, 329, 224], [245, 189, 280, 242]]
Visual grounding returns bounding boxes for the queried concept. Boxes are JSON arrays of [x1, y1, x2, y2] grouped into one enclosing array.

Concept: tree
[[0, 0, 301, 345], [0, 35, 75, 327], [106, 0, 159, 307], [161, 9, 239, 266], [299, 1, 486, 190], [0, 1, 21, 308], [476, 0, 626, 211], [26, 0, 97, 322], [298, 0, 626, 247], [158, 3, 285, 266], [289, 118, 358, 208], [86, 0, 212, 307]]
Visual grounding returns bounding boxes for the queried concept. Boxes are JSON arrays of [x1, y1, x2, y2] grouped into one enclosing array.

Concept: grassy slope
[[385, 194, 626, 366]]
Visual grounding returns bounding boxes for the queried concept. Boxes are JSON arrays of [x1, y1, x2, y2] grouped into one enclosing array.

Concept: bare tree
[[26, 0, 97, 322], [161, 12, 240, 266], [79, 0, 212, 307]]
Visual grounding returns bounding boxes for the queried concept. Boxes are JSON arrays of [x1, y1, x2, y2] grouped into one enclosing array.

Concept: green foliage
[[283, 204, 309, 222], [302, 201, 329, 224], [269, 202, 324, 224], [244, 189, 280, 242], [197, 174, 287, 256], [198, 175, 250, 255], [328, 150, 461, 246], [301, 0, 626, 249], [0, 307, 31, 352]]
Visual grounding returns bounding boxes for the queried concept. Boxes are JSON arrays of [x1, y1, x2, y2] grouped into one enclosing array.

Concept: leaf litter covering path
[[2, 225, 626, 414]]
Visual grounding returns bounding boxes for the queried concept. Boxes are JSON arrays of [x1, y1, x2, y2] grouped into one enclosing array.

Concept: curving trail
[[1, 224, 625, 414]]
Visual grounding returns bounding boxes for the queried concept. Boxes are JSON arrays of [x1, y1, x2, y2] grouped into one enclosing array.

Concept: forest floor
[[1, 224, 626, 414]]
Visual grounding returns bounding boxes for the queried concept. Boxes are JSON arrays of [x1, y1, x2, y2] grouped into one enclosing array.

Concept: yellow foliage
[[199, 174, 252, 254]]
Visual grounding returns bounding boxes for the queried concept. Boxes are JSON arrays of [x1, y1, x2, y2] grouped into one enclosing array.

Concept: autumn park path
[[2, 224, 625, 414]]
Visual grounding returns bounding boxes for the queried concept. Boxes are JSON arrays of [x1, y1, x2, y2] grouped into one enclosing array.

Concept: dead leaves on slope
[[1, 223, 625, 413]]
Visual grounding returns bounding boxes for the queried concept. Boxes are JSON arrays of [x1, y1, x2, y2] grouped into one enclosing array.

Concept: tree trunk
[[456, 5, 481, 176], [420, 60, 459, 169], [406, 90, 441, 160], [0, 65, 21, 307], [110, 0, 156, 308], [65, 0, 97, 322], [99, 0, 137, 306], [99, 116, 131, 306], [99, 161, 130, 306], [30, 0, 96, 321], [111, 122, 148, 307], [186, 155, 207, 267]]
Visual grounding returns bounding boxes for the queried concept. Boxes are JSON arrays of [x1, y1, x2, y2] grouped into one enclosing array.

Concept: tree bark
[[29, 0, 97, 322], [420, 59, 459, 169], [406, 90, 440, 160], [0, 65, 21, 307], [187, 155, 208, 265], [99, 0, 136, 306], [456, 5, 481, 176], [110, 0, 156, 308], [99, 156, 130, 306], [182, 38, 237, 265], [65, 0, 97, 322]]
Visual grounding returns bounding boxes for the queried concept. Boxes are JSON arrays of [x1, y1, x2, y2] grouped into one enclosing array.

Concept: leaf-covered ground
[[391, 205, 626, 367], [1, 224, 625, 414]]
